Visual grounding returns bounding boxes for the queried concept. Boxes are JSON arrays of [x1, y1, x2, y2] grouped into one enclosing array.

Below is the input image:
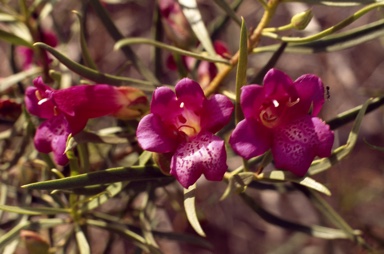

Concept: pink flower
[[137, 78, 233, 188], [25, 77, 148, 165], [17, 31, 58, 69], [229, 69, 334, 176], [158, 0, 195, 48]]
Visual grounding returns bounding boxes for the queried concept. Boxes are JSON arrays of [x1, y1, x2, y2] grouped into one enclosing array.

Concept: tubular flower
[[137, 78, 234, 188], [25, 77, 148, 165], [229, 69, 334, 176]]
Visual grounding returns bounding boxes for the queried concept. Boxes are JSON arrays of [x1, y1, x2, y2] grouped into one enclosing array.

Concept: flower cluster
[[25, 77, 148, 165], [27, 69, 333, 188]]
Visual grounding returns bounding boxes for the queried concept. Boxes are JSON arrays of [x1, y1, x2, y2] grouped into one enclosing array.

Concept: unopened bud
[[291, 9, 313, 30]]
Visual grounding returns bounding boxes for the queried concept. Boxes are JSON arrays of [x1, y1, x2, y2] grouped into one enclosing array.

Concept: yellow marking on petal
[[35, 90, 43, 101]]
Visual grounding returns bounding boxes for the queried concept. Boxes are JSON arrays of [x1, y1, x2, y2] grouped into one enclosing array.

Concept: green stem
[[262, 2, 384, 43]]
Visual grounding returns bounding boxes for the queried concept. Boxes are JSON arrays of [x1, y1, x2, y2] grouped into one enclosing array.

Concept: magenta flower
[[137, 78, 233, 188], [25, 77, 148, 165], [229, 69, 334, 176]]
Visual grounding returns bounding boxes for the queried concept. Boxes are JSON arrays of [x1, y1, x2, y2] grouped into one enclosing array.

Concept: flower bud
[[112, 87, 149, 120], [291, 9, 313, 30]]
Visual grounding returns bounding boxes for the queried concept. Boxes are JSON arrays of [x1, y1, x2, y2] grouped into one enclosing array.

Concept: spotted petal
[[170, 132, 227, 188], [272, 116, 334, 176]]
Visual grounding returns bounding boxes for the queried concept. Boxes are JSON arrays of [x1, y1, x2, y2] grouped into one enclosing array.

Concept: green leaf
[[308, 98, 373, 175], [73, 11, 98, 70], [283, 0, 383, 6], [0, 29, 33, 47], [22, 165, 169, 190], [213, 0, 241, 26], [0, 204, 69, 215], [184, 184, 206, 237], [179, 0, 216, 56], [75, 224, 91, 254], [234, 17, 248, 124], [240, 192, 359, 239], [254, 19, 384, 54], [33, 42, 156, 90], [299, 187, 366, 245], [0, 218, 66, 249], [88, 0, 159, 83], [257, 171, 331, 196], [220, 172, 255, 200], [86, 219, 150, 252], [115, 38, 230, 65], [0, 66, 42, 92]]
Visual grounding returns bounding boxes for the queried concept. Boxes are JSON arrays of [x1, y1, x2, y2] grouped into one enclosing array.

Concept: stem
[[204, 0, 281, 96]]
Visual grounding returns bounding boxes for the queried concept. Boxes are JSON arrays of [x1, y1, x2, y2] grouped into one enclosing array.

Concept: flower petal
[[229, 119, 272, 159], [136, 114, 179, 153], [175, 78, 205, 111], [312, 117, 334, 157], [150, 86, 180, 118], [170, 132, 227, 188], [294, 74, 325, 116], [240, 85, 264, 120], [201, 94, 234, 133], [272, 116, 333, 176], [25, 77, 57, 119], [53, 85, 122, 118], [263, 68, 294, 99], [34, 114, 70, 165]]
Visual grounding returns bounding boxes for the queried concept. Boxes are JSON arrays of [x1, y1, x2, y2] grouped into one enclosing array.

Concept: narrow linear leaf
[[22, 165, 169, 190], [0, 29, 33, 47], [309, 98, 373, 175], [240, 193, 357, 239], [363, 138, 384, 152], [283, 0, 382, 6], [257, 171, 331, 196], [0, 13, 18, 22], [115, 38, 229, 65], [75, 225, 91, 254], [0, 205, 69, 215], [86, 219, 150, 252], [0, 66, 42, 92], [299, 187, 365, 245], [184, 184, 206, 237], [33, 42, 156, 90], [234, 17, 248, 124], [254, 19, 384, 54], [88, 0, 159, 83], [0, 218, 66, 249], [73, 11, 98, 70], [178, 0, 216, 56], [213, 0, 241, 25], [220, 172, 255, 200]]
